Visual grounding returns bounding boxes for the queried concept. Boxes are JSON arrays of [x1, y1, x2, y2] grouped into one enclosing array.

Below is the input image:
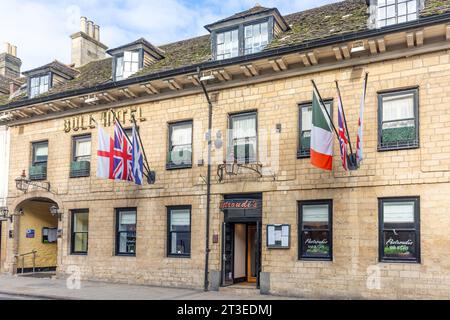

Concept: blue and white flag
[[131, 124, 144, 185]]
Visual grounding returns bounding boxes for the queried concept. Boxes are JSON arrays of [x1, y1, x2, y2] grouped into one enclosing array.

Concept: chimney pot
[[71, 17, 107, 67], [87, 20, 94, 38], [80, 16, 87, 33], [94, 25, 100, 41], [4, 42, 11, 55], [11, 45, 17, 57]]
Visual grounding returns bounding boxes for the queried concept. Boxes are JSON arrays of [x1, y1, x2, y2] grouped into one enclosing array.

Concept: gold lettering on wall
[[63, 106, 146, 133]]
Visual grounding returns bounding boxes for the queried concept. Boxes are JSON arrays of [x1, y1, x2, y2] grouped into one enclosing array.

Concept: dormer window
[[107, 38, 165, 82], [216, 29, 239, 60], [24, 60, 77, 99], [115, 50, 141, 81], [244, 21, 269, 55], [205, 6, 289, 61], [30, 74, 50, 98], [377, 0, 419, 28]]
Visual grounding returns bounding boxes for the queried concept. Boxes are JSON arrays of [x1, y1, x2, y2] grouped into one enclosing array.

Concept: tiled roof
[[2, 0, 450, 108], [268, 0, 368, 49], [204, 5, 273, 30], [421, 0, 450, 17], [22, 60, 79, 78]]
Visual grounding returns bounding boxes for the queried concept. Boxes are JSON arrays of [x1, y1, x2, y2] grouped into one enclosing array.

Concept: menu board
[[267, 224, 290, 248]]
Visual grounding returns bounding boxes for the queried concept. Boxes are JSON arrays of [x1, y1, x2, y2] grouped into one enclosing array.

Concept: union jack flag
[[337, 95, 349, 171], [113, 121, 133, 182]]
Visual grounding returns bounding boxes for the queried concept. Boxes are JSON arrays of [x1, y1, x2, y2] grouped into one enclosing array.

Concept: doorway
[[221, 193, 262, 288]]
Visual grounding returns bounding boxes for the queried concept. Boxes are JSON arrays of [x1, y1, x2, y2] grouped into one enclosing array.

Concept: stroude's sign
[[219, 199, 259, 210]]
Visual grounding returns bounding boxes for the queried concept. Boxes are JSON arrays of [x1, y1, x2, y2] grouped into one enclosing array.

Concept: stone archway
[[5, 191, 64, 274]]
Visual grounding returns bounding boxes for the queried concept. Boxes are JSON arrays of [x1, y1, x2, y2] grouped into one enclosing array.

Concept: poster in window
[[267, 225, 290, 249]]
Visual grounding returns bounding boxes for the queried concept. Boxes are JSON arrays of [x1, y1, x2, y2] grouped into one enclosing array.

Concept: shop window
[[115, 208, 137, 256], [229, 112, 257, 164], [70, 134, 91, 178], [30, 141, 48, 180], [378, 88, 419, 151], [298, 101, 332, 158], [298, 200, 332, 260], [167, 206, 191, 257], [167, 121, 192, 169], [379, 197, 420, 263], [71, 209, 89, 255]]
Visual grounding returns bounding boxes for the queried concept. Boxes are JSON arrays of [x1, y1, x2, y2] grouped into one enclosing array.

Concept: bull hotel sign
[[63, 106, 146, 133]]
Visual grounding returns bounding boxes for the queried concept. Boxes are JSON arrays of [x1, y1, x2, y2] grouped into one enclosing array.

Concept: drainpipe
[[198, 67, 213, 291]]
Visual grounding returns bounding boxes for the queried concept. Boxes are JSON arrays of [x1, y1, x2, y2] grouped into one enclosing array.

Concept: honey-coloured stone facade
[[2, 48, 450, 299]]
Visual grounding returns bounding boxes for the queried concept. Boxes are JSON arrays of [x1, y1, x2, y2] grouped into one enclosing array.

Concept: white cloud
[[0, 0, 342, 72]]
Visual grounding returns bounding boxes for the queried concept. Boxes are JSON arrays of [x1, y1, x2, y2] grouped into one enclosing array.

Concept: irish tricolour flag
[[310, 87, 333, 171]]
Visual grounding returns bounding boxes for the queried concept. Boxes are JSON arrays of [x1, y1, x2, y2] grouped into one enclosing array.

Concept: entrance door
[[247, 224, 257, 283], [221, 222, 234, 286]]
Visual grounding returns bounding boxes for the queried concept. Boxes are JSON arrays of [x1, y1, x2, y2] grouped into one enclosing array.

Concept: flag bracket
[[347, 153, 359, 171]]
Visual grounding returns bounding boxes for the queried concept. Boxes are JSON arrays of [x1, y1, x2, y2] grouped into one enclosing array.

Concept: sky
[[0, 0, 342, 72]]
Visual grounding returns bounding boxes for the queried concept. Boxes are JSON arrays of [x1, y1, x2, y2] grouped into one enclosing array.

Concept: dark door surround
[[221, 193, 262, 288]]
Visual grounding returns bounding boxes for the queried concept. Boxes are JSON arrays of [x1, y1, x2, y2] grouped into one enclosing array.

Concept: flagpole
[[335, 80, 354, 156], [311, 80, 340, 141], [130, 113, 153, 176], [109, 109, 154, 183]]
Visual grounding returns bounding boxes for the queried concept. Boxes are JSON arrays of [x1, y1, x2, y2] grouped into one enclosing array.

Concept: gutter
[[2, 12, 450, 112]]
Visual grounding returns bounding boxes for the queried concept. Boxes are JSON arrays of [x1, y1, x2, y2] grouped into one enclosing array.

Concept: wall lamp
[[0, 207, 24, 222], [49, 205, 63, 221]]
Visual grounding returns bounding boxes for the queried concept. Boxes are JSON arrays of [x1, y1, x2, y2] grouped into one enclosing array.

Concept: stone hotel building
[[1, 0, 450, 299]]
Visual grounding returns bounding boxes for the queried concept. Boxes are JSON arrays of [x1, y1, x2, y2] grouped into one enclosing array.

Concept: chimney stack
[[0, 42, 22, 79], [70, 17, 108, 68]]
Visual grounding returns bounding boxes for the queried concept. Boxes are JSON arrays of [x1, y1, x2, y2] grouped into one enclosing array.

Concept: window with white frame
[[30, 74, 50, 98], [377, 0, 418, 28], [216, 29, 239, 60], [244, 22, 269, 55], [115, 50, 140, 80]]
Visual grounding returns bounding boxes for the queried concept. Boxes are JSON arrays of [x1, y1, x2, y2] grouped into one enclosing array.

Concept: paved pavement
[[0, 274, 296, 300]]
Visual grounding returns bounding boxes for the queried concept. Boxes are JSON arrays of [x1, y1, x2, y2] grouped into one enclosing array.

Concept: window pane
[[74, 212, 88, 232], [216, 29, 239, 60], [302, 204, 329, 229], [383, 230, 416, 259], [386, 5, 396, 18], [74, 233, 88, 252], [301, 230, 330, 257], [171, 123, 192, 146], [75, 138, 91, 159], [231, 113, 257, 163], [384, 201, 414, 223], [116, 56, 124, 79], [407, 0, 417, 13], [382, 93, 414, 122], [398, 2, 407, 16], [34, 143, 48, 163], [232, 114, 256, 140], [119, 210, 136, 230], [171, 232, 191, 254], [170, 209, 190, 231]]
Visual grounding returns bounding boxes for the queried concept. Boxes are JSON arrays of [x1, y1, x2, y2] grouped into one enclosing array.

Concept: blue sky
[[0, 0, 341, 71]]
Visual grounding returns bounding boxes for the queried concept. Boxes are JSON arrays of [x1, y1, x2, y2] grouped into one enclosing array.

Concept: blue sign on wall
[[26, 229, 35, 238]]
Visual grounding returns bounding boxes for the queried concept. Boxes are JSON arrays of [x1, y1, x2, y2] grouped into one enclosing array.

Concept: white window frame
[[376, 0, 419, 28], [29, 74, 50, 98]]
